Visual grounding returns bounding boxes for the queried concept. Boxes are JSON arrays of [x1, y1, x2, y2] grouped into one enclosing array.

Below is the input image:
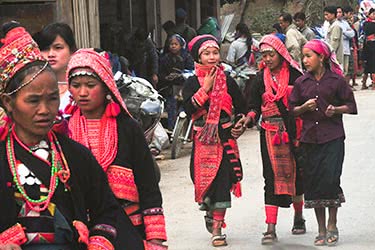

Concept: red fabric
[[0, 223, 27, 245], [88, 236, 114, 250], [192, 87, 209, 106], [143, 215, 167, 241], [263, 61, 290, 108], [73, 221, 89, 245], [265, 205, 278, 225], [293, 201, 304, 213], [212, 210, 226, 221], [303, 39, 343, 76]]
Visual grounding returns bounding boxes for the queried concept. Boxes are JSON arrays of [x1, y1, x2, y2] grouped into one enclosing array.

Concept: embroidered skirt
[[302, 137, 346, 208]]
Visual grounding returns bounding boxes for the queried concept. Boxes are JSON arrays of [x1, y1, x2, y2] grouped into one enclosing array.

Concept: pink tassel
[[105, 101, 121, 117], [272, 133, 281, 145], [282, 131, 289, 144], [231, 183, 242, 198]]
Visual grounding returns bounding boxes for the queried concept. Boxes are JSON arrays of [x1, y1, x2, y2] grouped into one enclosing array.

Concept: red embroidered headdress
[[0, 23, 46, 94]]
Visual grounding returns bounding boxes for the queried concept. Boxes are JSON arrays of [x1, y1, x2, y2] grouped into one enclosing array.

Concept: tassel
[[272, 133, 281, 145], [105, 101, 121, 118], [231, 182, 242, 198], [199, 123, 218, 144], [282, 131, 289, 144]]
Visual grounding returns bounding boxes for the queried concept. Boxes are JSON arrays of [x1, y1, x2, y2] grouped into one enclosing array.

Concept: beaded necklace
[[6, 129, 70, 212]]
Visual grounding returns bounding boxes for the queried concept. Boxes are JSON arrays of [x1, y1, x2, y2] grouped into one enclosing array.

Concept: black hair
[[293, 12, 306, 21], [37, 22, 77, 52], [235, 22, 252, 48], [279, 13, 293, 24], [342, 6, 354, 14], [5, 61, 54, 96], [272, 23, 283, 33], [162, 20, 176, 32], [324, 6, 337, 16]]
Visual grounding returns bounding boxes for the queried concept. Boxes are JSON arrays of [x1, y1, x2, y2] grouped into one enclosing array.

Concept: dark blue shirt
[[289, 70, 357, 144]]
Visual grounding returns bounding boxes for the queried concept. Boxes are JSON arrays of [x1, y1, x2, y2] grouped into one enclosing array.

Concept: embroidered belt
[[106, 165, 139, 202]]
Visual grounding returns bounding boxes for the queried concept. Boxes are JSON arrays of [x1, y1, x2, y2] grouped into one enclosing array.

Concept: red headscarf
[[303, 39, 343, 76]]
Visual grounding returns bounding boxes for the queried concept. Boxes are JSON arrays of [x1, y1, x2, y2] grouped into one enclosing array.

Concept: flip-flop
[[211, 234, 227, 247], [314, 235, 326, 246], [326, 229, 339, 247]]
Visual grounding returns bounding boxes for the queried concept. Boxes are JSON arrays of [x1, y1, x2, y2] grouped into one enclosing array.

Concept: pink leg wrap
[[265, 205, 278, 225]]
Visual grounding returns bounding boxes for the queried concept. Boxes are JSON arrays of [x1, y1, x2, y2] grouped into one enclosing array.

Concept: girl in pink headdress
[[241, 34, 305, 245], [66, 48, 167, 250], [289, 39, 357, 246], [183, 35, 247, 247]]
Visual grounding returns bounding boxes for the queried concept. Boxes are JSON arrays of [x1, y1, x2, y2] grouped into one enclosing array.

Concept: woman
[[66, 49, 167, 249], [35, 22, 76, 111], [0, 23, 143, 250], [362, 8, 375, 89], [289, 39, 357, 246], [182, 35, 247, 247], [242, 34, 305, 245], [226, 22, 253, 67], [158, 34, 194, 130]]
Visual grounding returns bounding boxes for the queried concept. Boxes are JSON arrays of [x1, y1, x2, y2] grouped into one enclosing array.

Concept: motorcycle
[[114, 71, 164, 182]]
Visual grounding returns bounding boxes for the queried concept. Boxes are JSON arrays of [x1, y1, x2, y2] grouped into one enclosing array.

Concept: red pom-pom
[[105, 101, 120, 117], [272, 133, 281, 145], [282, 131, 289, 144]]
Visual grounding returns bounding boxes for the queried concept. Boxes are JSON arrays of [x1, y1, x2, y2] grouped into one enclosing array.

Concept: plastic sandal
[[326, 229, 339, 247], [314, 235, 326, 246], [261, 231, 277, 245], [211, 234, 227, 247], [292, 218, 306, 235]]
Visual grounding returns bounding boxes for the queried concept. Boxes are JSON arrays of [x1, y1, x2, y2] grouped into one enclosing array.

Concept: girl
[[182, 35, 247, 247], [66, 49, 167, 249], [289, 39, 357, 246]]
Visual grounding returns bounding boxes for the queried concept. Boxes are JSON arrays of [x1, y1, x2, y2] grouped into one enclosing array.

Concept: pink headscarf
[[259, 34, 302, 73], [303, 39, 343, 76]]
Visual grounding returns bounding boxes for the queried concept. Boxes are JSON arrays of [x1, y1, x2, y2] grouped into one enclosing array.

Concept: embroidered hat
[[188, 34, 220, 62], [259, 34, 302, 73], [66, 48, 130, 115], [0, 22, 46, 94]]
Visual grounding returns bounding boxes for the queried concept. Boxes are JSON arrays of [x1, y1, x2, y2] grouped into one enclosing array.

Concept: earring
[[105, 95, 120, 117], [106, 94, 112, 101]]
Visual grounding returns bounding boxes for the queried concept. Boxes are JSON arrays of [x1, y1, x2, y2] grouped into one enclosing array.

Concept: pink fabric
[[66, 49, 130, 115], [265, 205, 278, 224], [188, 34, 217, 52], [198, 40, 220, 56], [259, 34, 302, 74], [303, 39, 343, 76]]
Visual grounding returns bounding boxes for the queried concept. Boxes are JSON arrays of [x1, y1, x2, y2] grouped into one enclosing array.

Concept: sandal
[[211, 234, 227, 247], [261, 231, 277, 245], [292, 218, 306, 235], [326, 229, 339, 247], [314, 235, 326, 246]]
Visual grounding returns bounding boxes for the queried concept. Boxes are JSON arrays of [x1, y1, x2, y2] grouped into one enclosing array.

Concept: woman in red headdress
[[66, 48, 167, 250], [182, 35, 247, 247], [241, 34, 305, 245], [289, 39, 357, 246], [0, 22, 144, 250]]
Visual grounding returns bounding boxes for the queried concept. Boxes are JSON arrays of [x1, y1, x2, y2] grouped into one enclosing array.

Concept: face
[[344, 11, 353, 20], [261, 49, 282, 71], [294, 18, 305, 29], [302, 47, 324, 73], [370, 12, 375, 20], [278, 17, 289, 31], [69, 73, 107, 119], [41, 35, 72, 74], [169, 38, 182, 54], [336, 8, 343, 19], [2, 70, 59, 145], [324, 11, 336, 22], [199, 47, 220, 66]]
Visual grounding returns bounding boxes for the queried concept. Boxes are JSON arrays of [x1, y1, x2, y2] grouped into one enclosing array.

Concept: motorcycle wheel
[[152, 156, 161, 183], [171, 117, 188, 159]]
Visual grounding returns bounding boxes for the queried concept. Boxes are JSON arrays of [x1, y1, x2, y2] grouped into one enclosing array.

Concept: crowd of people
[[0, 3, 373, 249]]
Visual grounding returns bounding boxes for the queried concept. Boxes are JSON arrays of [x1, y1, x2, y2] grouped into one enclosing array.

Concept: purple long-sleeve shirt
[[289, 70, 357, 144]]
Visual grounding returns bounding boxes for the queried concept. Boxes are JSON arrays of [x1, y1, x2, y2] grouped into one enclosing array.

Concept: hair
[[293, 12, 306, 21], [36, 22, 77, 52], [4, 61, 54, 96], [235, 22, 253, 48], [162, 20, 175, 32], [279, 13, 293, 24], [324, 6, 338, 16], [272, 23, 283, 33], [342, 6, 354, 14], [369, 8, 375, 15]]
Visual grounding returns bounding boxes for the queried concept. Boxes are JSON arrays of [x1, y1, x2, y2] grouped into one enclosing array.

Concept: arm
[[326, 78, 357, 117], [330, 26, 342, 52], [342, 21, 355, 39], [285, 31, 302, 61]]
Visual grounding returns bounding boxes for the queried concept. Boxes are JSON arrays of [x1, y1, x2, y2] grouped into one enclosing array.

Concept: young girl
[[158, 34, 194, 130], [35, 22, 77, 111], [66, 49, 167, 250], [182, 35, 247, 247], [289, 39, 357, 246]]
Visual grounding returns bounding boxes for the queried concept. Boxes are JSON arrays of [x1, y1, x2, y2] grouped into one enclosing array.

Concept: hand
[[325, 104, 336, 117], [231, 115, 247, 139], [203, 66, 217, 92], [303, 98, 317, 112], [0, 244, 22, 250], [152, 74, 159, 86]]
